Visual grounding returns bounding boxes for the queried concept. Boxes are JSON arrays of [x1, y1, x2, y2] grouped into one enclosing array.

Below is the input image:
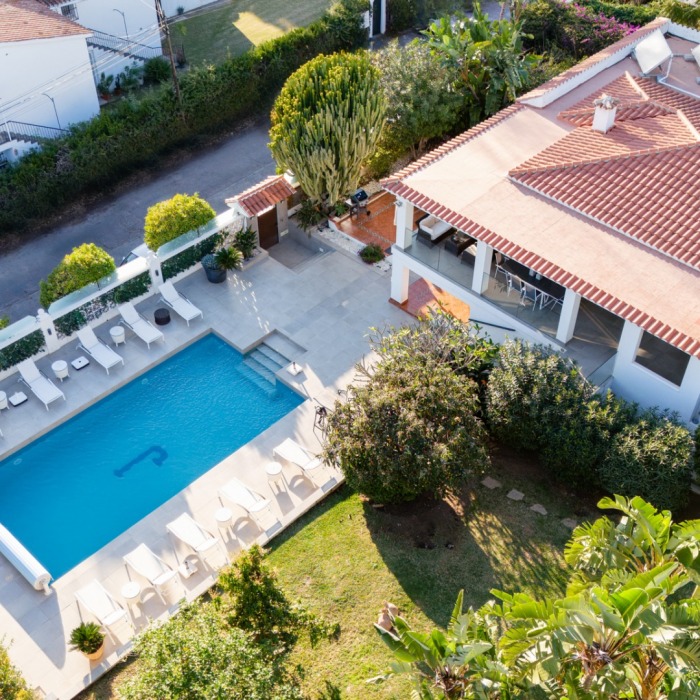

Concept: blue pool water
[[0, 334, 302, 579]]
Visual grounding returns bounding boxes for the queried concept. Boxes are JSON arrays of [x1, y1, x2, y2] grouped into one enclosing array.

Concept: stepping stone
[[481, 476, 501, 490], [561, 518, 578, 530], [530, 504, 547, 516], [506, 489, 524, 501]]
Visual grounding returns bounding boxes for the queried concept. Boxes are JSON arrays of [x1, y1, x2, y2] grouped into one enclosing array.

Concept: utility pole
[[154, 0, 183, 116]]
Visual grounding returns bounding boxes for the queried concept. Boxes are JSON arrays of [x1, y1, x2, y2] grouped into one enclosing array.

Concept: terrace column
[[390, 259, 410, 304], [394, 199, 414, 250], [555, 290, 581, 344], [471, 242, 493, 294], [613, 320, 643, 375], [37, 309, 60, 354], [146, 251, 163, 289], [680, 357, 700, 422]]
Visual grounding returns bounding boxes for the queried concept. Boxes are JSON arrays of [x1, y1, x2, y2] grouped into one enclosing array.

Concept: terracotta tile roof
[[0, 0, 89, 42], [225, 175, 296, 218], [517, 18, 669, 105]]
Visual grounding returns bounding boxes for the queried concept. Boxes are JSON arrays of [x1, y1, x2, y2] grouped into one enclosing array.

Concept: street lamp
[[112, 8, 128, 37], [41, 92, 61, 130]]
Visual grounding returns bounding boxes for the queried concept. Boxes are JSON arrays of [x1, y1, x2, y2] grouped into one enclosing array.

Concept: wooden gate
[[257, 208, 279, 249]]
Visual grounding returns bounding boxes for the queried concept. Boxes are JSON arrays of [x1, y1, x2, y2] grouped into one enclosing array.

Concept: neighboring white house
[[42, 0, 162, 86], [0, 0, 98, 163], [383, 19, 700, 424]]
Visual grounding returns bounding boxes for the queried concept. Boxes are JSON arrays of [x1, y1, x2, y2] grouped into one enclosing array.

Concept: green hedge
[[144, 193, 215, 251], [0, 0, 368, 236], [578, 0, 660, 25], [161, 233, 221, 280], [54, 271, 151, 338], [386, 0, 466, 32], [0, 330, 46, 371]]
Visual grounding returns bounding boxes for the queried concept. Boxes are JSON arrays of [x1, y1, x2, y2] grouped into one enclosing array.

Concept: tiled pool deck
[[0, 238, 408, 699]]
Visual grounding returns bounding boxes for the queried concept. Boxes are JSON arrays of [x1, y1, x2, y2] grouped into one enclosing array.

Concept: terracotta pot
[[85, 642, 105, 661]]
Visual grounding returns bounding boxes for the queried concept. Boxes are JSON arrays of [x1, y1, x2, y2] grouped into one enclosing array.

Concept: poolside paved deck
[[0, 237, 409, 699]]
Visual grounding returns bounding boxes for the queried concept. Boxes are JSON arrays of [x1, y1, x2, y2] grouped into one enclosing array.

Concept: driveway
[[0, 121, 276, 322]]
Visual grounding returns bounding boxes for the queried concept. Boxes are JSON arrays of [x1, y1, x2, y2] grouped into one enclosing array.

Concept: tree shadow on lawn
[[363, 471, 574, 628]]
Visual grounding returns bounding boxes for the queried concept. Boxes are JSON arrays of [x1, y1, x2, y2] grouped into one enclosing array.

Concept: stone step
[[237, 359, 276, 396], [248, 348, 283, 374], [262, 331, 305, 361], [255, 343, 289, 368]]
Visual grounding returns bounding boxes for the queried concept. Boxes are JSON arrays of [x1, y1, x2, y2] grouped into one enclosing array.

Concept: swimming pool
[[0, 334, 303, 579]]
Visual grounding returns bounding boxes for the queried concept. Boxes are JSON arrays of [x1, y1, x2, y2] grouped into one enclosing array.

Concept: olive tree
[[269, 51, 386, 208], [144, 192, 215, 251]]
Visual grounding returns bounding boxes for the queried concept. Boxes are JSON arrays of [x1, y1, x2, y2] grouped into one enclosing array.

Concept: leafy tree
[[485, 340, 593, 452], [39, 243, 116, 308], [371, 40, 463, 158], [119, 601, 304, 700], [374, 497, 700, 700], [0, 640, 32, 700], [143, 193, 215, 251], [423, 3, 540, 126], [324, 312, 491, 503], [599, 409, 694, 511], [269, 52, 386, 208]]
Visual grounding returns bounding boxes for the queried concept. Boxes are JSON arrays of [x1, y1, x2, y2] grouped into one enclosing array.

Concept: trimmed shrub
[[142, 57, 171, 85], [387, 0, 418, 31], [485, 340, 593, 452], [359, 244, 385, 263], [144, 193, 215, 251], [324, 350, 490, 503], [39, 243, 115, 308], [579, 0, 659, 25], [600, 409, 694, 511], [0, 316, 9, 330]]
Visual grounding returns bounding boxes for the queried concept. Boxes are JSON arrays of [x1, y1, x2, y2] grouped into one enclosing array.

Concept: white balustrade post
[[146, 251, 163, 289], [37, 309, 60, 354], [471, 242, 493, 294], [555, 290, 581, 344]]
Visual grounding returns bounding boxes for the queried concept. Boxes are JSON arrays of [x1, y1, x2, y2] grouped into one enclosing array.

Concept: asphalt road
[[0, 121, 276, 321]]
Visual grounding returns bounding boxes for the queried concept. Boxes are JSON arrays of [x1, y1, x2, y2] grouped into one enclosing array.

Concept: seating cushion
[[419, 216, 452, 240]]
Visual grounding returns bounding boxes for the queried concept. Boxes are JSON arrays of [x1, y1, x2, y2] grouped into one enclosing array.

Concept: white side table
[[0, 391, 7, 411], [9, 391, 28, 407], [51, 360, 69, 382], [110, 326, 126, 346], [215, 507, 233, 536], [121, 581, 141, 619], [178, 555, 199, 579], [265, 461, 285, 489]]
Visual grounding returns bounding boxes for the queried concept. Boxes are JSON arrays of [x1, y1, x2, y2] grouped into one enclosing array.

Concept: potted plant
[[201, 247, 243, 283], [69, 622, 105, 660]]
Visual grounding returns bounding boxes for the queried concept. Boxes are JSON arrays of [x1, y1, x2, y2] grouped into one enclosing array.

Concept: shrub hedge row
[[0, 330, 46, 372], [578, 0, 660, 26], [161, 232, 221, 281], [485, 340, 694, 511], [0, 0, 369, 236]]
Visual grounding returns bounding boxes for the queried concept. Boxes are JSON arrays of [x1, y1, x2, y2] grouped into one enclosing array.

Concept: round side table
[[51, 360, 69, 382], [110, 326, 126, 346], [215, 507, 232, 529], [265, 461, 285, 489], [121, 580, 142, 619]]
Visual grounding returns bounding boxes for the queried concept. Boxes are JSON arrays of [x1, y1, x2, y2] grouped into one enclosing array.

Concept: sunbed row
[[9, 282, 203, 413]]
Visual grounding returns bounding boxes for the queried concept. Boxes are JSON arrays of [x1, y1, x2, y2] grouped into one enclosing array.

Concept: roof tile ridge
[[676, 108, 700, 141], [625, 71, 649, 101], [510, 140, 700, 177], [381, 103, 523, 187]]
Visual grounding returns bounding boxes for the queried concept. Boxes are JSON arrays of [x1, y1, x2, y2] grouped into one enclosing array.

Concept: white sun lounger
[[273, 438, 323, 474], [166, 513, 225, 566], [77, 327, 124, 374], [17, 359, 65, 410], [118, 302, 164, 349], [75, 580, 131, 639], [123, 543, 179, 602], [158, 281, 203, 326], [219, 478, 278, 530]]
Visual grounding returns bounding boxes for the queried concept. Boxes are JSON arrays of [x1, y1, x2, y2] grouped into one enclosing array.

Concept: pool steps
[[240, 337, 296, 393]]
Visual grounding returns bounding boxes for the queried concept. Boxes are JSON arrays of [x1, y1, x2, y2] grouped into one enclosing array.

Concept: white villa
[[384, 18, 700, 425]]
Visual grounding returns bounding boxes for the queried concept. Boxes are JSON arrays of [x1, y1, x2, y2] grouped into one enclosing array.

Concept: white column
[[471, 242, 493, 294], [679, 356, 700, 423], [390, 258, 410, 303], [380, 0, 387, 33], [394, 199, 414, 250], [613, 320, 643, 376], [37, 309, 60, 353], [146, 251, 163, 288], [555, 290, 581, 344]]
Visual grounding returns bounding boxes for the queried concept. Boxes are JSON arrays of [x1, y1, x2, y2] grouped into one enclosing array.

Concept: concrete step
[[255, 343, 289, 368], [236, 359, 276, 396], [263, 331, 305, 361], [248, 348, 283, 374]]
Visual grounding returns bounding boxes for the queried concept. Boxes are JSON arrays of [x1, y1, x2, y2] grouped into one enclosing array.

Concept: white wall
[[0, 35, 99, 129], [73, 0, 160, 44]]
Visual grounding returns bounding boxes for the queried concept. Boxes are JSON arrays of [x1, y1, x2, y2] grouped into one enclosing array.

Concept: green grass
[[170, 0, 335, 66]]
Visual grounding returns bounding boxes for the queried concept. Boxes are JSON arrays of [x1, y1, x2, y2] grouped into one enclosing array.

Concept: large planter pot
[[202, 265, 226, 283], [85, 642, 105, 661]]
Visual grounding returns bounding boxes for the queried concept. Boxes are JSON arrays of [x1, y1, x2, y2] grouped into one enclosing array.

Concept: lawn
[[77, 444, 591, 699], [170, 0, 335, 66]]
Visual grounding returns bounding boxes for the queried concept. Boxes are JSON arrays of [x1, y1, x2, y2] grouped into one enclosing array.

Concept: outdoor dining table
[[503, 259, 565, 308]]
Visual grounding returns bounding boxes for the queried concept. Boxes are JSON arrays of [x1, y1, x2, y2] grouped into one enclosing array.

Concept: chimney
[[592, 94, 620, 134]]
